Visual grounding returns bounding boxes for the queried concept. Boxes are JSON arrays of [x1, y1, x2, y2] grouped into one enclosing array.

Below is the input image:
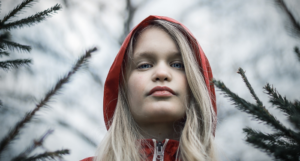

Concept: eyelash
[[137, 62, 184, 69]]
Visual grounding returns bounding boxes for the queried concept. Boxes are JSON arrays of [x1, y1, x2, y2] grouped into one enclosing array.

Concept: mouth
[[148, 86, 176, 97]]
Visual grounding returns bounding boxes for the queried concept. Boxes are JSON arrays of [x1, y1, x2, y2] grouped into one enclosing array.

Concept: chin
[[142, 105, 186, 123]]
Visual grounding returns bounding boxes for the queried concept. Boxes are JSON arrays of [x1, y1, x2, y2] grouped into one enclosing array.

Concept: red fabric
[[80, 156, 93, 161], [81, 139, 179, 161], [103, 15, 217, 133]]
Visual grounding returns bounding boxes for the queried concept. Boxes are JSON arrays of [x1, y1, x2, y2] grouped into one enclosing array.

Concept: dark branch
[[0, 47, 97, 154], [213, 79, 300, 144], [237, 68, 263, 106], [19, 149, 69, 161], [12, 129, 54, 161], [0, 0, 36, 24], [0, 4, 62, 30], [274, 0, 300, 36], [0, 39, 31, 52], [0, 59, 31, 70]]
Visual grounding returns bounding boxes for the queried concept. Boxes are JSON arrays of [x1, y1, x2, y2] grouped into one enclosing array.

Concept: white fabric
[[152, 139, 169, 161]]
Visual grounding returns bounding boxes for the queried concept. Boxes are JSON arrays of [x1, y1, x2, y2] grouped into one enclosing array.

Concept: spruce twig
[[274, 0, 300, 37], [0, 59, 31, 70], [0, 39, 31, 52], [244, 127, 300, 160], [0, 4, 62, 30], [20, 149, 69, 161], [264, 84, 300, 130], [11, 129, 54, 161], [237, 68, 263, 106], [0, 0, 36, 24], [0, 47, 97, 154], [212, 79, 300, 145]]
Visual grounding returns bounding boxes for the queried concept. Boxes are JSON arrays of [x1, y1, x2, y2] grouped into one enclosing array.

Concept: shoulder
[[80, 156, 94, 161]]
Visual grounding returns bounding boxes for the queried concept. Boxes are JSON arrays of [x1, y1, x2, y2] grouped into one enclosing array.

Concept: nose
[[152, 63, 172, 82]]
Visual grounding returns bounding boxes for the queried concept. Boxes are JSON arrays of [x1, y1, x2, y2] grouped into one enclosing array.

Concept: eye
[[171, 62, 184, 69], [138, 63, 153, 69]]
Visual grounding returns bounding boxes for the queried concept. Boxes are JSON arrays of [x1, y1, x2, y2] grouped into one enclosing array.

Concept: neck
[[137, 122, 182, 142]]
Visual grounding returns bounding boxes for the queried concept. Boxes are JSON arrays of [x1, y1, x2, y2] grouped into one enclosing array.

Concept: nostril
[[164, 78, 168, 81]]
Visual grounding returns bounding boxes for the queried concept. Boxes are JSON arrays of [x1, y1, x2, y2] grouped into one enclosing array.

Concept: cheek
[[127, 73, 147, 107]]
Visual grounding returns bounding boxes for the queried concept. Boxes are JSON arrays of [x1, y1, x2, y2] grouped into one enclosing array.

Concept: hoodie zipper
[[152, 139, 169, 161]]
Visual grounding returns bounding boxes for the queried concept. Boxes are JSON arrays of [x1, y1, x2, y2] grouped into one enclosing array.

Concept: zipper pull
[[157, 141, 163, 151], [156, 141, 164, 160]]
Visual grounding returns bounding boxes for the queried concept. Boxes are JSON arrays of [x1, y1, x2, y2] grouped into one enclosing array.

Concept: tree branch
[[0, 47, 97, 154]]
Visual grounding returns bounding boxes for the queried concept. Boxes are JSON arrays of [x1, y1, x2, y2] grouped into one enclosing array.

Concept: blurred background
[[0, 0, 299, 160]]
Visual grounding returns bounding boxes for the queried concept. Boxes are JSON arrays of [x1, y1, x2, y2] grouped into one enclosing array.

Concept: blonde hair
[[94, 20, 217, 161]]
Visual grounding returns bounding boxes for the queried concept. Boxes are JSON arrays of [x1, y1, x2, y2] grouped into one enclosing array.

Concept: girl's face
[[127, 27, 188, 126]]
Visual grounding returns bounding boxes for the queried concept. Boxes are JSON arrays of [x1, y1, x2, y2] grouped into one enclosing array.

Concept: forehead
[[133, 27, 180, 58]]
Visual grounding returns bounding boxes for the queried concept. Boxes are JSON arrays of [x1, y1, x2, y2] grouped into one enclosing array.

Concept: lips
[[148, 86, 175, 97]]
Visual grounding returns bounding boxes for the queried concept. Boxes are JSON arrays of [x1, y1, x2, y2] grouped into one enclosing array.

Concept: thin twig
[[20, 149, 69, 161], [0, 59, 31, 70], [0, 0, 37, 24], [237, 68, 263, 107], [0, 4, 62, 30], [0, 39, 31, 52], [11, 129, 54, 161], [0, 47, 97, 154], [274, 0, 300, 36]]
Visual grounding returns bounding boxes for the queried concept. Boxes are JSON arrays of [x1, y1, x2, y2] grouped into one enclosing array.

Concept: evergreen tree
[[213, 1, 300, 160], [0, 0, 98, 160]]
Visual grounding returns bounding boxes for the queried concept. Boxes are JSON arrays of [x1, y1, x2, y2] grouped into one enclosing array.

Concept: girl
[[82, 15, 217, 161]]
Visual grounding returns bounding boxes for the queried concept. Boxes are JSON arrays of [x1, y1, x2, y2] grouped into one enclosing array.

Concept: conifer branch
[[0, 0, 36, 24], [0, 40, 31, 52], [274, 0, 300, 36], [264, 84, 300, 130], [0, 59, 31, 70], [237, 68, 263, 106], [244, 128, 300, 160], [213, 79, 300, 144], [0, 47, 97, 155], [0, 4, 62, 30], [19, 149, 69, 161], [11, 129, 54, 161], [295, 46, 300, 62]]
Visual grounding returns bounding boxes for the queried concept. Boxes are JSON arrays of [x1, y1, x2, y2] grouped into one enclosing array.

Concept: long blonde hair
[[94, 20, 217, 161]]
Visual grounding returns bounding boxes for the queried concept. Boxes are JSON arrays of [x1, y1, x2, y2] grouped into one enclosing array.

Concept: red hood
[[103, 15, 217, 134]]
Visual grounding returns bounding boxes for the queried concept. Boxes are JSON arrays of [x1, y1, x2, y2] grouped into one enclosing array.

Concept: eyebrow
[[134, 51, 182, 60]]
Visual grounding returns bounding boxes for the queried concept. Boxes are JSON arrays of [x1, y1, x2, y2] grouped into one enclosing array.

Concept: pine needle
[[0, 59, 31, 70], [0, 39, 31, 52], [20, 149, 69, 161], [0, 4, 62, 30], [0, 0, 37, 24], [0, 47, 97, 155]]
